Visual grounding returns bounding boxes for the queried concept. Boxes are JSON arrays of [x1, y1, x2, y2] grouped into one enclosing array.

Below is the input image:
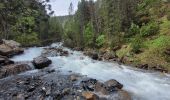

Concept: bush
[[131, 35, 143, 53], [140, 21, 159, 37], [167, 12, 170, 21], [96, 35, 105, 48], [127, 23, 140, 37], [15, 32, 40, 46]]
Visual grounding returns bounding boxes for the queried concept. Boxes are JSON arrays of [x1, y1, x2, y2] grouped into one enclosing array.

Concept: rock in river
[[33, 56, 52, 69], [82, 91, 99, 100], [0, 55, 14, 66], [0, 64, 31, 79], [0, 40, 24, 57]]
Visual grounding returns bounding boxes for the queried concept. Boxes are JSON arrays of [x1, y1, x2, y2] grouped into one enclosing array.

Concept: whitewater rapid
[[11, 43, 170, 100]]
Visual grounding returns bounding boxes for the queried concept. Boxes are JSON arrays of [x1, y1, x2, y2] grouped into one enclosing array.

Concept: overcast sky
[[49, 0, 80, 16]]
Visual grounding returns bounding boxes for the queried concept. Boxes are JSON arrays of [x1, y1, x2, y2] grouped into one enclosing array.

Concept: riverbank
[[78, 47, 169, 74]]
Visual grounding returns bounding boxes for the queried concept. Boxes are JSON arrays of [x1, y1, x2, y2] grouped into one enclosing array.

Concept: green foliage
[[127, 23, 140, 37], [15, 32, 40, 46], [96, 35, 105, 47], [0, 0, 57, 46], [84, 23, 94, 47], [167, 12, 170, 21], [144, 36, 170, 49], [131, 35, 143, 53], [140, 21, 159, 37]]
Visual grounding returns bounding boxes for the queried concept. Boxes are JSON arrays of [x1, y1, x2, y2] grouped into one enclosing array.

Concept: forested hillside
[[62, 0, 170, 70]]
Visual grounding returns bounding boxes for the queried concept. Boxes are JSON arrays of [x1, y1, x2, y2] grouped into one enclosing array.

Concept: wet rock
[[82, 92, 99, 100], [0, 64, 31, 79], [84, 51, 99, 60], [41, 48, 69, 57], [95, 82, 109, 95], [81, 78, 124, 95], [115, 90, 131, 100], [104, 79, 123, 91], [81, 78, 98, 91], [33, 56, 52, 69], [0, 55, 14, 66], [70, 74, 79, 81]]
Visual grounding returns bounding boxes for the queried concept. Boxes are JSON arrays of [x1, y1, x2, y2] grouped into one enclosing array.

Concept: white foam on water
[[11, 43, 170, 100], [11, 47, 43, 61]]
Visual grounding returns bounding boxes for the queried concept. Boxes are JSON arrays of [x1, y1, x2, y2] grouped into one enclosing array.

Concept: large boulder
[[0, 55, 14, 66], [2, 39, 21, 48], [104, 79, 123, 91], [33, 56, 52, 69], [0, 40, 24, 57], [0, 44, 14, 56], [0, 64, 31, 79], [81, 78, 124, 95]]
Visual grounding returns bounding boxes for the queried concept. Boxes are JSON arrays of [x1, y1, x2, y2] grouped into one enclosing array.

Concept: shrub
[[127, 23, 140, 37], [96, 35, 105, 47], [167, 12, 170, 21], [140, 21, 159, 37], [131, 35, 143, 53], [15, 32, 40, 46]]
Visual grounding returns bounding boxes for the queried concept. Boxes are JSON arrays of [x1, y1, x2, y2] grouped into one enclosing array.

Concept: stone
[[116, 90, 131, 100], [103, 52, 118, 61], [81, 78, 98, 91], [84, 51, 99, 60], [82, 92, 99, 100], [0, 44, 14, 56], [95, 82, 108, 95], [70, 74, 78, 81], [0, 55, 14, 66], [0, 42, 24, 57], [33, 56, 52, 69], [2, 39, 21, 48], [41, 48, 69, 57], [104, 79, 123, 92], [0, 64, 31, 79]]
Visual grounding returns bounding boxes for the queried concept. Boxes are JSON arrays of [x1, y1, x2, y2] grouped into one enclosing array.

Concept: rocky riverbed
[[0, 40, 131, 100], [1, 41, 170, 100]]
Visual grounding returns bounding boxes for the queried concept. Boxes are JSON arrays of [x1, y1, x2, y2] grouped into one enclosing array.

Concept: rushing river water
[[11, 43, 170, 100]]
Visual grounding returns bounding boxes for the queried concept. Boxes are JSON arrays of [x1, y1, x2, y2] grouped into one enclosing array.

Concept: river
[[11, 43, 170, 100]]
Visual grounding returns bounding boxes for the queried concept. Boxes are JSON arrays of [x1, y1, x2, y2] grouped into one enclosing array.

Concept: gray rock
[[33, 56, 52, 69], [0, 64, 31, 79]]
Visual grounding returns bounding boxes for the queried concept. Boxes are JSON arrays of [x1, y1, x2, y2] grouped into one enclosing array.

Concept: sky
[[49, 0, 80, 16]]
